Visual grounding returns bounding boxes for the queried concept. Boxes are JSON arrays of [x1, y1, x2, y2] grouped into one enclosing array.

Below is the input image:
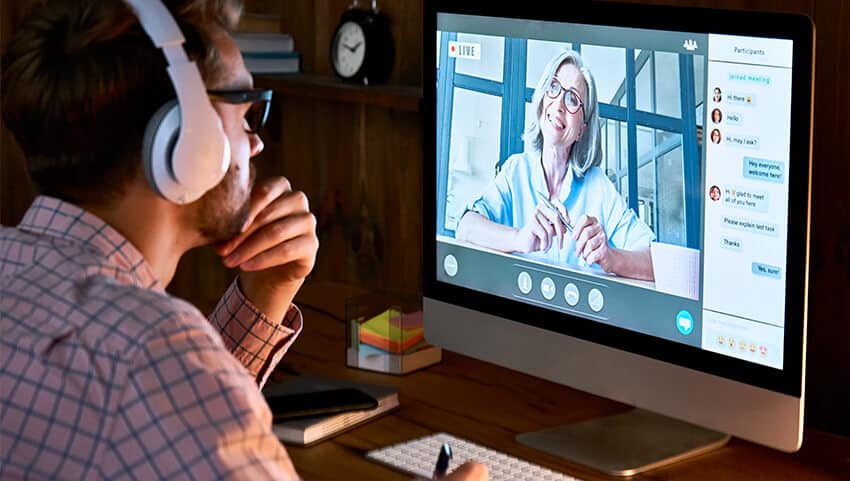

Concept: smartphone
[[265, 388, 379, 421]]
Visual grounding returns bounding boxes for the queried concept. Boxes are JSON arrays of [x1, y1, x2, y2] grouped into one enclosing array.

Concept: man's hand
[[438, 461, 489, 481], [216, 177, 319, 321]]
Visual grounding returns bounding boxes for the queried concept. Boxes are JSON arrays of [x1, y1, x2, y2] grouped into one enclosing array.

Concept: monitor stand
[[516, 408, 730, 476]]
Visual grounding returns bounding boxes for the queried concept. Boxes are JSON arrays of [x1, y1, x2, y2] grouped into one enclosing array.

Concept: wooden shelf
[[254, 74, 422, 112]]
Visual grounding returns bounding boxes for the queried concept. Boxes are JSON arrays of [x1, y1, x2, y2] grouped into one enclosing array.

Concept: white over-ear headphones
[[124, 0, 230, 204]]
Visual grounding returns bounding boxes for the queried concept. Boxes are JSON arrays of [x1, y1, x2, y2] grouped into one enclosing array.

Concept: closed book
[[233, 32, 294, 52], [263, 375, 399, 446], [243, 52, 300, 74]]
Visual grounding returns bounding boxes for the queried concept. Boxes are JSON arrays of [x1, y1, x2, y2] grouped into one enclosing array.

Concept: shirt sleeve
[[209, 279, 303, 387], [465, 156, 517, 225], [101, 316, 301, 481]]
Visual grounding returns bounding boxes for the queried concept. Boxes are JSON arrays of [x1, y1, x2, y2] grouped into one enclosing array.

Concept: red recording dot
[[450, 45, 455, 52]]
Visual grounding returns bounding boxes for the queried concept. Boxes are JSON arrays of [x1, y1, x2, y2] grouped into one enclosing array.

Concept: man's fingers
[[220, 190, 309, 256], [222, 212, 315, 268], [238, 234, 319, 272], [243, 177, 293, 230], [442, 461, 489, 481]]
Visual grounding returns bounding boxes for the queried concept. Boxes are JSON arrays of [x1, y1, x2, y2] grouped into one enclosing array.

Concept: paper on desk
[[650, 241, 700, 300]]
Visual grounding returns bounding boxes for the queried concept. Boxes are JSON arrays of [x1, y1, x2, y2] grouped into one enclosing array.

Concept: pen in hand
[[433, 442, 452, 479], [535, 192, 573, 233]]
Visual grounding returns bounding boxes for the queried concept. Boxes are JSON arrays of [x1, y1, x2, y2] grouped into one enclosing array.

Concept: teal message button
[[752, 262, 782, 279], [743, 156, 785, 184]]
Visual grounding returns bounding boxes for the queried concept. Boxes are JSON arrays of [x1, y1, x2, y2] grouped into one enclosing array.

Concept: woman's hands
[[513, 202, 571, 253], [515, 210, 622, 275]]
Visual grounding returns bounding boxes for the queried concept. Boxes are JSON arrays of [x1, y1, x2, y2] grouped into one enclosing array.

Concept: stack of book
[[233, 32, 300, 74], [264, 375, 399, 446]]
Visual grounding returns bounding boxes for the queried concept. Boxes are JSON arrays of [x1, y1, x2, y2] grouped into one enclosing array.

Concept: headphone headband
[[124, 0, 230, 204]]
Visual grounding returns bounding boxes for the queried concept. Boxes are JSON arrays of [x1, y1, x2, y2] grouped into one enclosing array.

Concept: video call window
[[436, 32, 705, 253]]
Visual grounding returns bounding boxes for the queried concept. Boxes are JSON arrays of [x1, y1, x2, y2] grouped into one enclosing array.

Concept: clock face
[[332, 21, 366, 78]]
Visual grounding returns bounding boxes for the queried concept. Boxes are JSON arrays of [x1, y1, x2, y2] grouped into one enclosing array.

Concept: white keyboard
[[366, 432, 581, 481]]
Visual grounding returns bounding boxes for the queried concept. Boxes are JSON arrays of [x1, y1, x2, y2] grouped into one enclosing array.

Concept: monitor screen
[[436, 17, 792, 366], [427, 3, 811, 401]]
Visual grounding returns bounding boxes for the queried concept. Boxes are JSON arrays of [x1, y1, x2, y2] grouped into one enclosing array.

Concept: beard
[[196, 161, 256, 242]]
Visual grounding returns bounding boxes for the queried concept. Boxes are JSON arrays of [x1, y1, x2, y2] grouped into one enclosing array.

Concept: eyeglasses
[[207, 88, 273, 134], [544, 78, 585, 122]]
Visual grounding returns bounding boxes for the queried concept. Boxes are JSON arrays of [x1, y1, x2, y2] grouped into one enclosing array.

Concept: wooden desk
[[276, 282, 850, 481]]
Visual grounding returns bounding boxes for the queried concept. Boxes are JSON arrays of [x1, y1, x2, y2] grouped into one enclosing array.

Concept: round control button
[[676, 310, 694, 335], [588, 288, 604, 312], [517, 271, 533, 294], [443, 254, 458, 277], [564, 283, 580, 306], [541, 277, 556, 300]]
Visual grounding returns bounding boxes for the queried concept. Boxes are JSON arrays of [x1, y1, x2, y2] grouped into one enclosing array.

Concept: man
[[0, 1, 486, 480]]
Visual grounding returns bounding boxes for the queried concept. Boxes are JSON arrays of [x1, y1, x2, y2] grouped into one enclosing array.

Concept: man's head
[[2, 0, 260, 241]]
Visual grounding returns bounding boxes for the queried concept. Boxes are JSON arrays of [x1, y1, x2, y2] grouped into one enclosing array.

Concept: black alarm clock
[[330, 1, 394, 85]]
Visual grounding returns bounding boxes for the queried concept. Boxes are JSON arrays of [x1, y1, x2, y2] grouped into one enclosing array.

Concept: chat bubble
[[725, 111, 743, 126], [743, 156, 785, 183], [725, 134, 760, 149], [722, 186, 769, 213], [722, 216, 778, 237], [752, 262, 782, 279], [727, 92, 757, 106], [721, 236, 743, 251], [676, 310, 694, 335], [728, 72, 771, 85]]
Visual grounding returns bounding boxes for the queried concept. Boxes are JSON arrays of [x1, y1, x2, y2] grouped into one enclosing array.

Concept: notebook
[[262, 375, 399, 446]]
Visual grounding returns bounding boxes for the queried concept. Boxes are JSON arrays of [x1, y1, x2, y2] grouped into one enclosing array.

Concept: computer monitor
[[424, 1, 813, 475]]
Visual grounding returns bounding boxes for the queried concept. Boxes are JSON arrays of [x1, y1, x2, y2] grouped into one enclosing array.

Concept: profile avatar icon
[[709, 185, 721, 202], [711, 108, 722, 124], [713, 87, 722, 103], [710, 128, 721, 145]]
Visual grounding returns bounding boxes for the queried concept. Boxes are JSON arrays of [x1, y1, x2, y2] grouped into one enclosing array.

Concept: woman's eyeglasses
[[207, 88, 273, 134], [544, 78, 585, 122]]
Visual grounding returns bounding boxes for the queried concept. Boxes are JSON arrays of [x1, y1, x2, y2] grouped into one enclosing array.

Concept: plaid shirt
[[1, 196, 302, 480]]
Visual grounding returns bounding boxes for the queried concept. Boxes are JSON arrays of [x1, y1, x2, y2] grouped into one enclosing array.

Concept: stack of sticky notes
[[358, 309, 425, 354]]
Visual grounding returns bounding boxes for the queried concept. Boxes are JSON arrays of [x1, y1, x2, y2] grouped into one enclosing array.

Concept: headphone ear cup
[[142, 100, 181, 201]]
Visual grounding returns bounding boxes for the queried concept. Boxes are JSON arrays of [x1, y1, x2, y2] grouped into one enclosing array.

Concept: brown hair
[[1, 0, 242, 204]]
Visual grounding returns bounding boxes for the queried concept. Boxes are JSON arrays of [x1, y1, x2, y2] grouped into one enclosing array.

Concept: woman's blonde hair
[[523, 50, 602, 177]]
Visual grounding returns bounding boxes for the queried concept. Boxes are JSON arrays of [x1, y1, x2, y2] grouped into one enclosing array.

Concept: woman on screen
[[455, 50, 655, 280]]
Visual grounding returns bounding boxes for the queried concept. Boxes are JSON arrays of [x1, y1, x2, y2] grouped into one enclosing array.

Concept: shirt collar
[[18, 195, 163, 291]]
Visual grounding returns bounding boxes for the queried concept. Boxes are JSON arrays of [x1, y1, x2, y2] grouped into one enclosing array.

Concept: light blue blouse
[[466, 151, 655, 270]]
